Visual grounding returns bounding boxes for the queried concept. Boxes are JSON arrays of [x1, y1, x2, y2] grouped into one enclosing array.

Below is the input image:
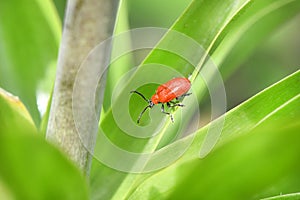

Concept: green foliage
[[0, 1, 88, 199], [0, 89, 89, 200], [0, 0, 299, 199], [0, 0, 60, 125], [128, 70, 300, 199], [90, 0, 300, 199], [167, 122, 300, 200], [262, 193, 300, 200]]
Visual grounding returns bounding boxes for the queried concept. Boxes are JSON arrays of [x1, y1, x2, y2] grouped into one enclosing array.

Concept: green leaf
[[52, 0, 67, 22], [213, 0, 300, 77], [90, 0, 300, 199], [0, 178, 14, 200], [166, 123, 300, 200], [102, 0, 135, 112], [128, 0, 193, 28], [0, 0, 61, 125], [262, 193, 300, 200], [96, 0, 248, 156], [0, 88, 89, 200], [0, 88, 36, 133], [128, 70, 300, 199]]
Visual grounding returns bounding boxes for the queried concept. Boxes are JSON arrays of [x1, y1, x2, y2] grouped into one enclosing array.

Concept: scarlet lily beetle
[[130, 77, 191, 123]]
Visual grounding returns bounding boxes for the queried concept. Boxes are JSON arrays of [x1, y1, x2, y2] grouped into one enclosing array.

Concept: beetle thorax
[[151, 94, 159, 104]]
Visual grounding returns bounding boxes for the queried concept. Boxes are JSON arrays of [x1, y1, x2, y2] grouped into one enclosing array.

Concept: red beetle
[[130, 77, 191, 123]]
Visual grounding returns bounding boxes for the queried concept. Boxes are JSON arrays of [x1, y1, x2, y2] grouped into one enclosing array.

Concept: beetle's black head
[[148, 100, 154, 108]]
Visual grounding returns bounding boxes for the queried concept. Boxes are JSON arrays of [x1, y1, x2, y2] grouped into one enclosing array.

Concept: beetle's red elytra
[[130, 77, 191, 123]]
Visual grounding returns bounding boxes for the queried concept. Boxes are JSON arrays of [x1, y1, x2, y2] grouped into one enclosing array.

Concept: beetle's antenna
[[137, 105, 151, 124], [130, 90, 155, 123], [130, 90, 149, 103]]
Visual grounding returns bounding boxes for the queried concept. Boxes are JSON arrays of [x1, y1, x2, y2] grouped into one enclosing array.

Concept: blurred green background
[[1, 0, 299, 124], [0, 0, 299, 199]]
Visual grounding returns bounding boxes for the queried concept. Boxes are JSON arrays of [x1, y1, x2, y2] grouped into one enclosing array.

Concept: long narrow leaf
[[90, 0, 300, 199], [0, 0, 60, 125], [0, 88, 88, 200], [128, 70, 300, 199]]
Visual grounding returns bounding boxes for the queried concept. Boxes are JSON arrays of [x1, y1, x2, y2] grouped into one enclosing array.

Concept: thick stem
[[46, 0, 117, 175]]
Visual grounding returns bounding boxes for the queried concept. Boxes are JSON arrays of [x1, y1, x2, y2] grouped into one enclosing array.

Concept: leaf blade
[[129, 70, 300, 199], [0, 0, 61, 125], [0, 88, 89, 200]]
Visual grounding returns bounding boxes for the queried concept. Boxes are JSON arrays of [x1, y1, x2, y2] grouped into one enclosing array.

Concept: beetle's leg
[[184, 92, 192, 96], [176, 93, 192, 100], [168, 101, 184, 107], [161, 104, 174, 122]]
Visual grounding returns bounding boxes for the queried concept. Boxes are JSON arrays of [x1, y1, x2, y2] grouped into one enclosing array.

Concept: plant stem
[[46, 0, 117, 176]]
